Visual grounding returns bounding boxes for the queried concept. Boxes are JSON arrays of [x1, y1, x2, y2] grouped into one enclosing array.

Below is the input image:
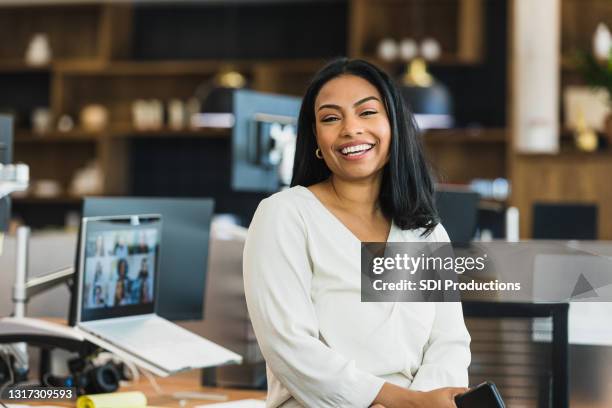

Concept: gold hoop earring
[[315, 148, 323, 159]]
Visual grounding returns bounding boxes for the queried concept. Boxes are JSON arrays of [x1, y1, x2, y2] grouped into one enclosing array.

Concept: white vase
[[25, 33, 52, 66]]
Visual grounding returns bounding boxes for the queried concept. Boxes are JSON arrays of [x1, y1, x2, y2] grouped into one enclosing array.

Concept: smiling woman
[[243, 58, 471, 408]]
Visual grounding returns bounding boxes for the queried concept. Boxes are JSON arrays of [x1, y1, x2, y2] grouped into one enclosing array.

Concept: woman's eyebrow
[[317, 103, 341, 112], [353, 96, 380, 107], [317, 96, 381, 112]]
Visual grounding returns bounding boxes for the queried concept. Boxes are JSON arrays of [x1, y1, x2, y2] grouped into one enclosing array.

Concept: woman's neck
[[326, 174, 382, 216]]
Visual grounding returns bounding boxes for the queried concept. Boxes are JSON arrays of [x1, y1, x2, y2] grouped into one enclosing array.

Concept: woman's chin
[[334, 166, 384, 182]]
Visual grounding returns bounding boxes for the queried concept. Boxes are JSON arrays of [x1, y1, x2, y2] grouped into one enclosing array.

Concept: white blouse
[[243, 186, 471, 408]]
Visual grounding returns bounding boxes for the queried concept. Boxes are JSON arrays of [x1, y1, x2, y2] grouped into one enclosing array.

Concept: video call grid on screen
[[79, 216, 161, 322]]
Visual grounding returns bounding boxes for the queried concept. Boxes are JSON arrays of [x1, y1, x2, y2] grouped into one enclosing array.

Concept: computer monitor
[[82, 197, 214, 321], [0, 114, 13, 231], [231, 89, 301, 192], [532, 203, 598, 240]]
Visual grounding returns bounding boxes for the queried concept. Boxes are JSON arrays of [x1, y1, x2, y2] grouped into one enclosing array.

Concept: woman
[[114, 259, 130, 306], [243, 58, 471, 408], [137, 258, 151, 303]]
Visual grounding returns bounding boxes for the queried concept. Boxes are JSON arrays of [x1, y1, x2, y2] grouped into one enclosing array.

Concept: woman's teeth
[[340, 144, 374, 156]]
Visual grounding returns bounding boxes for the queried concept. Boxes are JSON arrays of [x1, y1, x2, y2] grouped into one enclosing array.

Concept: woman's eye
[[321, 116, 339, 123], [360, 110, 377, 117]]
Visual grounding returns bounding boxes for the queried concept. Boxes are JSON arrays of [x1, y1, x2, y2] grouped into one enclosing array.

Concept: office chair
[[532, 203, 598, 240], [435, 189, 480, 242]]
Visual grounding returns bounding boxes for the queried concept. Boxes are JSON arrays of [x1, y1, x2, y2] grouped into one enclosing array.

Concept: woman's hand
[[373, 382, 468, 408], [413, 387, 468, 408]]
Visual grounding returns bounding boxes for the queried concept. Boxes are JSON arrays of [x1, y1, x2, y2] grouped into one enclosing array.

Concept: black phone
[[455, 381, 505, 408]]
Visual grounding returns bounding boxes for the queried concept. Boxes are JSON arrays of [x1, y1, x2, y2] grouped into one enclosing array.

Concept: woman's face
[[314, 74, 391, 182]]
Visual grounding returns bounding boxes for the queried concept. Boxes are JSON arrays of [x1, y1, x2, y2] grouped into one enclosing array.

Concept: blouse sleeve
[[410, 224, 472, 391], [243, 196, 385, 407]]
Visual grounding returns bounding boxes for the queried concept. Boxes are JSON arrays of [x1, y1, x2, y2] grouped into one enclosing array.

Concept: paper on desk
[[195, 399, 266, 408]]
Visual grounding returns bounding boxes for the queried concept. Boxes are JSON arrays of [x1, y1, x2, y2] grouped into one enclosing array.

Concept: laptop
[[73, 214, 242, 376]]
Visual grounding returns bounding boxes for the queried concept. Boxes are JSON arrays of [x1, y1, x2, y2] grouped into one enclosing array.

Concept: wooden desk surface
[[17, 319, 266, 406], [24, 370, 265, 407]]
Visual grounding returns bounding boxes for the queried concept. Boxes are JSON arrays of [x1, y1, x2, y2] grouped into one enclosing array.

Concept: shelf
[[14, 127, 231, 143], [54, 58, 327, 76], [15, 129, 101, 143], [515, 148, 612, 159], [0, 60, 51, 73], [11, 195, 83, 204], [110, 126, 231, 139], [423, 128, 507, 144], [362, 55, 483, 69], [0, 59, 110, 73]]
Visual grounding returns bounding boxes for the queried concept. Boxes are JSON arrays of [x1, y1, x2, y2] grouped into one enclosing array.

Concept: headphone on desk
[[45, 358, 122, 395]]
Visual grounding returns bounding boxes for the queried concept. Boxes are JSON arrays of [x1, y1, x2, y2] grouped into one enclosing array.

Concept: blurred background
[[0, 1, 611, 407], [0, 0, 610, 241]]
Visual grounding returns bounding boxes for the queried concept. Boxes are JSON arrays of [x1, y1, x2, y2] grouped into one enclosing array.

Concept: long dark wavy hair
[[290, 58, 439, 235]]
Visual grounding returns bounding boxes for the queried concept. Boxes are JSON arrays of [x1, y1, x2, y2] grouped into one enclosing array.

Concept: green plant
[[578, 50, 612, 104]]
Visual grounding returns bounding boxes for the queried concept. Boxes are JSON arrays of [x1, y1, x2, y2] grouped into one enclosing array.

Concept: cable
[[138, 367, 163, 395]]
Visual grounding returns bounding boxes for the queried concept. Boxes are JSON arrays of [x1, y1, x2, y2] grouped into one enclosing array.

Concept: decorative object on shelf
[[192, 69, 246, 128], [31, 108, 52, 135], [69, 161, 104, 196], [420, 38, 442, 61], [196, 68, 247, 113], [577, 23, 612, 145], [57, 114, 75, 133], [32, 179, 62, 198], [167, 99, 186, 130], [399, 38, 418, 62], [400, 58, 453, 130], [394, 0, 450, 129], [132, 99, 164, 131], [564, 86, 610, 133], [593, 23, 612, 61], [574, 109, 599, 152], [24, 33, 52, 67], [186, 97, 201, 129], [377, 38, 399, 62], [80, 105, 109, 132]]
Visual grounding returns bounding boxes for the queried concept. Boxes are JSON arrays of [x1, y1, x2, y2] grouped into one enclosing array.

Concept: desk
[[26, 370, 266, 407]]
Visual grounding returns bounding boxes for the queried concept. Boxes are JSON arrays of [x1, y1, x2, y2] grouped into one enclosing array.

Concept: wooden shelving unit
[[14, 127, 231, 143], [507, 0, 612, 239], [423, 128, 506, 144], [0, 0, 508, 228]]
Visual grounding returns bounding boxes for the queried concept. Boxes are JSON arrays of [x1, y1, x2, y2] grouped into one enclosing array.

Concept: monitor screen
[[231, 89, 301, 192], [0, 115, 13, 232], [81, 197, 214, 321], [78, 215, 161, 323]]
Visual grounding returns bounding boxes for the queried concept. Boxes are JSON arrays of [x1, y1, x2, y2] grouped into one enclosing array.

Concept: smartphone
[[455, 381, 505, 408]]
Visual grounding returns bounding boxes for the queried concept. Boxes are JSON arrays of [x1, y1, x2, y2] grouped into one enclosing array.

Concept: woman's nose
[[341, 115, 364, 137]]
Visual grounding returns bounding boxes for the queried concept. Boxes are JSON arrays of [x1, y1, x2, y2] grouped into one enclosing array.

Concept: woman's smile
[[337, 141, 377, 160]]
